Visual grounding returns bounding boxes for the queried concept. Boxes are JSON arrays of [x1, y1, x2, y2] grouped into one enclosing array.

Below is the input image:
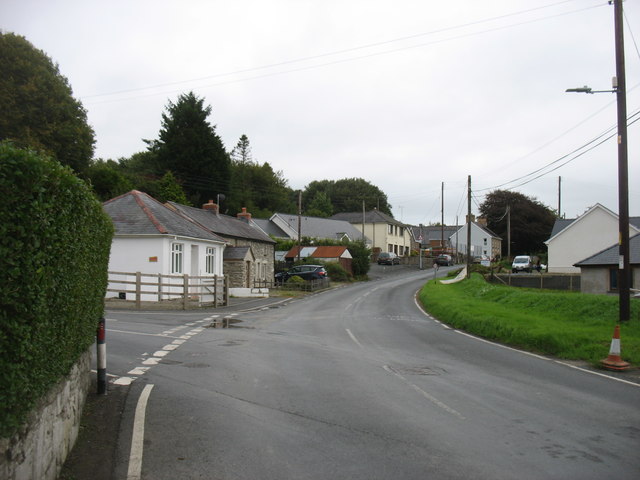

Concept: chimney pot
[[237, 207, 252, 222]]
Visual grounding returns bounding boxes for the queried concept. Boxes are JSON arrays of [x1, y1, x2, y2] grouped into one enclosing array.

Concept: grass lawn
[[418, 273, 640, 367]]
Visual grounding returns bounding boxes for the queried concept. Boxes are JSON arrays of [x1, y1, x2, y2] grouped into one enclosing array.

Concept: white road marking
[[414, 288, 640, 388], [346, 328, 363, 348], [128, 367, 150, 375], [127, 384, 154, 480], [383, 365, 465, 420], [107, 328, 181, 339], [113, 377, 135, 386]]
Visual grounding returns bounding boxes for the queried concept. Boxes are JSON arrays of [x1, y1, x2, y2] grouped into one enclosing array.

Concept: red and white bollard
[[97, 317, 107, 394]]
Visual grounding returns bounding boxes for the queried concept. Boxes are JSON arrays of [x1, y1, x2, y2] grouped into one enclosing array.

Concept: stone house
[[167, 201, 276, 295]]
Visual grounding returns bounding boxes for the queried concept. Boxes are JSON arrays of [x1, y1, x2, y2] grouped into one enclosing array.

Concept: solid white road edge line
[[413, 289, 640, 388], [127, 384, 155, 480]]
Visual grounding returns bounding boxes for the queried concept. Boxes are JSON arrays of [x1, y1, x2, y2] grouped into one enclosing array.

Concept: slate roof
[[103, 191, 225, 242], [575, 234, 640, 266], [331, 209, 405, 226], [167, 202, 275, 244], [252, 218, 288, 238], [549, 207, 640, 240], [411, 225, 459, 242], [224, 246, 252, 261], [274, 213, 367, 241]]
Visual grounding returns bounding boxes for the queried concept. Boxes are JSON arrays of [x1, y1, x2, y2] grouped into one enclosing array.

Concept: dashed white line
[[346, 328, 363, 348], [383, 365, 465, 420]]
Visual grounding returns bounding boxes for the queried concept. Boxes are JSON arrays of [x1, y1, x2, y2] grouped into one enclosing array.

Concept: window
[[483, 238, 487, 246], [205, 247, 216, 274], [388, 224, 393, 234], [171, 243, 183, 274], [608, 268, 635, 291]]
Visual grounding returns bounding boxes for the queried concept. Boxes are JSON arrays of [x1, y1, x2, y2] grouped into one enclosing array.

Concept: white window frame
[[171, 243, 184, 274], [205, 246, 216, 274]]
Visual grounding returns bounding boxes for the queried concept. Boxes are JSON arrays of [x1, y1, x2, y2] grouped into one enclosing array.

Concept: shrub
[[324, 262, 351, 282], [0, 143, 114, 437]]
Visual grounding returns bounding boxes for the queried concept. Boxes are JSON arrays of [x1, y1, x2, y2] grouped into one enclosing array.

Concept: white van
[[511, 255, 532, 273]]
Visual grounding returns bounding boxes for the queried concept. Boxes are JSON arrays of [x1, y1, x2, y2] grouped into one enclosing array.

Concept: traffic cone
[[601, 324, 630, 371]]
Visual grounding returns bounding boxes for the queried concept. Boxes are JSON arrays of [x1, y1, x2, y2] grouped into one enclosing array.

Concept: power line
[[81, 1, 604, 105]]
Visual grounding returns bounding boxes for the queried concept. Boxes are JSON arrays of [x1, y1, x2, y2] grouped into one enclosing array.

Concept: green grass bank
[[418, 273, 640, 367]]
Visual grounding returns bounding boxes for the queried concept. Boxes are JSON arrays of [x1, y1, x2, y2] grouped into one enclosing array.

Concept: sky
[[1, 0, 639, 226]]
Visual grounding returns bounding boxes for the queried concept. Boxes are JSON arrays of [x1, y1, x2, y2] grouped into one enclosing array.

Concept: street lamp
[[565, 0, 630, 322]]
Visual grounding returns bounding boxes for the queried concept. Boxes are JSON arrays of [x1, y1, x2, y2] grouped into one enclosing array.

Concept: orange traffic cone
[[601, 324, 630, 371]]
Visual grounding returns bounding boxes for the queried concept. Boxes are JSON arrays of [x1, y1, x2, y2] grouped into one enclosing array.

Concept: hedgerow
[[0, 143, 113, 437]]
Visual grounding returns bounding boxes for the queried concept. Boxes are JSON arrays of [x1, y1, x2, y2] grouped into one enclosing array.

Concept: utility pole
[[614, 0, 630, 322], [467, 175, 472, 279], [557, 176, 562, 218], [297, 191, 302, 262], [441, 182, 445, 255], [362, 200, 366, 242], [507, 206, 511, 261]]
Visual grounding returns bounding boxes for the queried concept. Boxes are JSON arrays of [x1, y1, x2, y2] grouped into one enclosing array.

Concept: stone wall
[[0, 349, 91, 480]]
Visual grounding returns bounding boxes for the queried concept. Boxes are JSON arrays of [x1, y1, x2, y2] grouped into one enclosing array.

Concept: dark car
[[377, 252, 400, 265], [434, 254, 453, 266], [275, 265, 328, 283]]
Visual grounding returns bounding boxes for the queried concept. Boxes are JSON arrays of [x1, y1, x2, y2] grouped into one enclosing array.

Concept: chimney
[[202, 200, 219, 215], [466, 214, 476, 224], [237, 207, 252, 223], [476, 216, 488, 226]]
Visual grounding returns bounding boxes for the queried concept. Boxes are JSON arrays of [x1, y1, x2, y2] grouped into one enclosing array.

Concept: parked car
[[275, 265, 328, 283], [434, 254, 453, 266], [377, 252, 400, 265], [512, 255, 532, 273]]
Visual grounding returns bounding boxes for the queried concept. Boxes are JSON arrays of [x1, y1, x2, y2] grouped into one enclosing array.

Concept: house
[[575, 234, 640, 295], [545, 203, 640, 273], [331, 209, 411, 258], [167, 201, 276, 295], [254, 212, 367, 244], [103, 190, 226, 302], [284, 245, 353, 274], [411, 225, 459, 254], [450, 217, 502, 260]]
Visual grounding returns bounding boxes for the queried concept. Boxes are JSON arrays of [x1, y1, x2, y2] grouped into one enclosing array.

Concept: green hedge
[[0, 143, 113, 437]]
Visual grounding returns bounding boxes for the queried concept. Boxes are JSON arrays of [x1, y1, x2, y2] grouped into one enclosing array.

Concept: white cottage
[[450, 219, 502, 260], [103, 191, 227, 304], [545, 203, 640, 273]]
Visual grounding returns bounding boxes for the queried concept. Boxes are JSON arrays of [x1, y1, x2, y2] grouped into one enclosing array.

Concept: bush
[[0, 143, 114, 437], [324, 262, 351, 282]]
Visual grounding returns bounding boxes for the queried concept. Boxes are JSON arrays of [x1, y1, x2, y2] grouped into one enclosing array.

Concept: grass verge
[[418, 273, 640, 366]]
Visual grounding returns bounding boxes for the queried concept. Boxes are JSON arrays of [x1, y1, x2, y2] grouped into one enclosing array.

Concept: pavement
[[57, 293, 300, 480]]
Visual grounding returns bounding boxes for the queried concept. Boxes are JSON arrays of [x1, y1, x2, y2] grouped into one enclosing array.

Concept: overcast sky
[[2, 0, 639, 226]]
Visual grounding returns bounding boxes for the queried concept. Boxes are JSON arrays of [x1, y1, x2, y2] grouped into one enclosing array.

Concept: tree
[[230, 134, 253, 165], [149, 92, 230, 206], [306, 191, 333, 217], [0, 33, 95, 176], [86, 159, 133, 201], [155, 171, 190, 205], [479, 190, 557, 257], [303, 178, 392, 216]]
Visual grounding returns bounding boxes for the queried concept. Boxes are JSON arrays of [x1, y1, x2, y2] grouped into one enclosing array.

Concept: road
[[105, 265, 640, 479]]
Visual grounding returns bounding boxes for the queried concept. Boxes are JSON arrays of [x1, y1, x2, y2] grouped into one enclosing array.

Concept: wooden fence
[[107, 271, 228, 309]]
